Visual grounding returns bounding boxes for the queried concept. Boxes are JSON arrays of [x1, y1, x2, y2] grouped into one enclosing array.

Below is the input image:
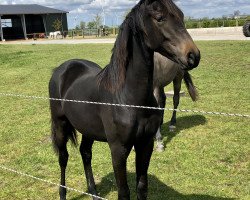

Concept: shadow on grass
[[71, 172, 234, 200], [161, 115, 207, 147], [70, 115, 208, 200]]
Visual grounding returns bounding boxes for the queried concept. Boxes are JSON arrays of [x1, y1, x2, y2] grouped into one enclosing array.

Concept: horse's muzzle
[[186, 50, 200, 70]]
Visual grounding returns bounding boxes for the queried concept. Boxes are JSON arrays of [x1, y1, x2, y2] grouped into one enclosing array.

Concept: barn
[[0, 4, 68, 41]]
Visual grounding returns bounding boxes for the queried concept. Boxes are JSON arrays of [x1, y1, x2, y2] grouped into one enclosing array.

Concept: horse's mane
[[97, 1, 145, 92]]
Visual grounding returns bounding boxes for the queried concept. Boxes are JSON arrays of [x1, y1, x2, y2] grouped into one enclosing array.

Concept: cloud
[[0, 0, 92, 11], [0, 0, 139, 13], [175, 0, 250, 18], [0, 0, 249, 27], [70, 0, 139, 13], [1, 0, 248, 17]]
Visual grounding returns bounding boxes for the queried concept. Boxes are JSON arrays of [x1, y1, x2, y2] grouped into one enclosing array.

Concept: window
[[2, 19, 12, 27]]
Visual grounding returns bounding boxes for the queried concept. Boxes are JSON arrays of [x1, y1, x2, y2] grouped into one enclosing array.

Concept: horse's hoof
[[169, 125, 176, 132], [156, 143, 164, 152]]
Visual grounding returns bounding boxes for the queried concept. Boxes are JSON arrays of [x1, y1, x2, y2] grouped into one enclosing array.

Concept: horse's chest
[[110, 108, 161, 143], [136, 113, 161, 140]]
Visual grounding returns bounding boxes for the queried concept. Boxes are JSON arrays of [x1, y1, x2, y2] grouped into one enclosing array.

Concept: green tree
[[87, 14, 102, 29], [94, 14, 102, 28], [80, 21, 86, 29], [75, 25, 80, 30], [52, 19, 62, 31], [201, 17, 210, 28], [87, 21, 96, 29], [233, 10, 240, 18]]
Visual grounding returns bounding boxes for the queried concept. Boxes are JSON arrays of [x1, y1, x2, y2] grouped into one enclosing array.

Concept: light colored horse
[[49, 31, 61, 39], [153, 52, 198, 152]]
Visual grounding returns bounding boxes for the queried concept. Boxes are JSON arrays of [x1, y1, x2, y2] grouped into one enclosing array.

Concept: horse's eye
[[156, 16, 164, 22]]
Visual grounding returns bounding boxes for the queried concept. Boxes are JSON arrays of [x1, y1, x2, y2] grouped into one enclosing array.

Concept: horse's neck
[[120, 36, 154, 104]]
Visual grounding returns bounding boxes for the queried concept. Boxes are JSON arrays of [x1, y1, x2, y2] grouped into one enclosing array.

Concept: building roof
[[0, 4, 68, 15]]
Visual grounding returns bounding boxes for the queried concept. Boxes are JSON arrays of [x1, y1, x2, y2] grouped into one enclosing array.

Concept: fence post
[[0, 15, 4, 41]]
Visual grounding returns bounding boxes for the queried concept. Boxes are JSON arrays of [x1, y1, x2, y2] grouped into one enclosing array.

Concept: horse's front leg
[[154, 86, 166, 152], [134, 138, 154, 200], [110, 142, 132, 200], [170, 77, 182, 132]]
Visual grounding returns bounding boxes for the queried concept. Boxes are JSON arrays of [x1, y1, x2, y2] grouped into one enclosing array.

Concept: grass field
[[0, 41, 249, 200]]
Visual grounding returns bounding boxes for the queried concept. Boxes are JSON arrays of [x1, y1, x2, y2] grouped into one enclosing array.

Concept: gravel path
[[1, 34, 249, 45]]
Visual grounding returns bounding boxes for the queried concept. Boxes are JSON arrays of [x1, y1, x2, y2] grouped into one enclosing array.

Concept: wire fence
[[29, 28, 118, 40], [0, 165, 107, 200], [0, 92, 249, 118], [0, 92, 112, 199], [0, 91, 249, 199]]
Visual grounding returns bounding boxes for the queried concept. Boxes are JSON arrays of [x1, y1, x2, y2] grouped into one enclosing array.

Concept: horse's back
[[49, 59, 102, 120], [49, 59, 101, 98]]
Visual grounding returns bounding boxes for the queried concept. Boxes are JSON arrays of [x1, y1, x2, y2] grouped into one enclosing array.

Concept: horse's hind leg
[[51, 117, 72, 200], [58, 141, 68, 200], [79, 136, 98, 199], [170, 77, 182, 132]]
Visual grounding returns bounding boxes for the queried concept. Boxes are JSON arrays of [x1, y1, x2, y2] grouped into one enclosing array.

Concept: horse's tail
[[49, 71, 77, 154], [183, 71, 198, 101], [51, 117, 77, 154]]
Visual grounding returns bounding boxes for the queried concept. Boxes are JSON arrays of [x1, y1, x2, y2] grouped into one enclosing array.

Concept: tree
[[75, 25, 80, 30], [87, 21, 96, 29], [222, 15, 228, 19], [52, 19, 62, 31], [86, 14, 102, 29], [233, 10, 240, 18], [80, 21, 86, 29], [94, 14, 102, 28], [184, 16, 192, 21]]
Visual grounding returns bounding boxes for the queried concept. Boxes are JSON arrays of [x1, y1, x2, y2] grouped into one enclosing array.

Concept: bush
[[185, 18, 248, 28]]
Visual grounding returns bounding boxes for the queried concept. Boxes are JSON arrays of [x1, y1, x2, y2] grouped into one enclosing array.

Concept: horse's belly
[[64, 103, 107, 142], [62, 89, 107, 142], [61, 71, 107, 141]]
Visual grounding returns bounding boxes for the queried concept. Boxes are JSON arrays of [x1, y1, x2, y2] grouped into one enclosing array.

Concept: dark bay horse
[[153, 52, 198, 151], [49, 0, 200, 199]]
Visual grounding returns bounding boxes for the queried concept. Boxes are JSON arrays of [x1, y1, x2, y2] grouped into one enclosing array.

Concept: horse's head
[[141, 0, 200, 70]]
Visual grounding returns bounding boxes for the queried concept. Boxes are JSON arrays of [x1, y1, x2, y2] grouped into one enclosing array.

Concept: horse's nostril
[[187, 52, 195, 67], [187, 51, 200, 69]]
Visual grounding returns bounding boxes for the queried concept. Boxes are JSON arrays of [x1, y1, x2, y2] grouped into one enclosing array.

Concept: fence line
[[0, 92, 249, 118], [0, 92, 249, 198], [0, 165, 108, 200]]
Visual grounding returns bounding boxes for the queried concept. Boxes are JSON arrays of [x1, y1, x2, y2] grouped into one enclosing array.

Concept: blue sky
[[0, 0, 250, 28]]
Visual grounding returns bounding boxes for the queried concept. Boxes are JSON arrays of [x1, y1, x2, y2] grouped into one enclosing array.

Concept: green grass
[[0, 41, 249, 200]]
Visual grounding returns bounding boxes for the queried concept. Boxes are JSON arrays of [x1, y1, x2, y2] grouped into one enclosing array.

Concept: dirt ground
[[1, 31, 249, 45]]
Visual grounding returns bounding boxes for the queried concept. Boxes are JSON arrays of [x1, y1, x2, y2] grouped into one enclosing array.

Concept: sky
[[0, 0, 250, 28]]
